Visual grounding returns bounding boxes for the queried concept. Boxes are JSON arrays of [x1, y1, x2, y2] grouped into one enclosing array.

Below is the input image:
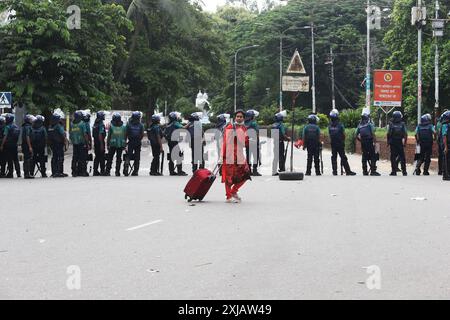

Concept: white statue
[[195, 90, 211, 124]]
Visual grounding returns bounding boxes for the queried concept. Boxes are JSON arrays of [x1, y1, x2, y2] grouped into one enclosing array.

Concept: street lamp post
[[234, 45, 260, 112]]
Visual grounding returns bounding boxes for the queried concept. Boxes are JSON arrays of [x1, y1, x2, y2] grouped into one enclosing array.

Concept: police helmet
[[24, 114, 35, 124], [245, 109, 259, 120], [151, 114, 161, 123], [442, 110, 450, 123], [74, 110, 83, 121], [392, 111, 403, 121], [131, 111, 142, 121], [112, 112, 122, 122], [96, 111, 106, 121], [82, 110, 91, 121], [307, 114, 317, 124], [189, 113, 200, 122], [51, 113, 61, 123], [329, 109, 339, 119], [5, 113, 14, 124], [275, 110, 287, 122], [169, 111, 181, 122], [420, 114, 429, 125], [217, 114, 227, 124]]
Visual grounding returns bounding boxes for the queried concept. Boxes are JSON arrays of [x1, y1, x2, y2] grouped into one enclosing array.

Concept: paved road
[[0, 143, 448, 299]]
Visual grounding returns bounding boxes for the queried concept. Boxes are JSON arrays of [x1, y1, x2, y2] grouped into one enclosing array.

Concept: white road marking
[[126, 219, 163, 231]]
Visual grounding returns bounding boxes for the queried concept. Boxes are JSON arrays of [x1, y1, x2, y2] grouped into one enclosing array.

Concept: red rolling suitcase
[[184, 166, 220, 202]]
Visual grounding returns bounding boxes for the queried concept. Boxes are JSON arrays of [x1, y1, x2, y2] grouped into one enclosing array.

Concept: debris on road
[[146, 269, 160, 273], [194, 262, 213, 268], [411, 197, 427, 201]]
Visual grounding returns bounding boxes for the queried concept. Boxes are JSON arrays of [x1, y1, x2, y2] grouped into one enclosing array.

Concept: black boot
[[169, 161, 177, 176], [132, 161, 139, 176], [343, 161, 356, 176], [177, 164, 187, 176], [252, 164, 262, 176]]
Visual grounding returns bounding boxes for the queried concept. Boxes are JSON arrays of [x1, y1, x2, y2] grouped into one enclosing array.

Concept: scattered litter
[[411, 197, 427, 201], [357, 281, 366, 285], [38, 239, 46, 244], [195, 262, 213, 268], [189, 203, 196, 207], [331, 194, 337, 197], [146, 269, 160, 273]]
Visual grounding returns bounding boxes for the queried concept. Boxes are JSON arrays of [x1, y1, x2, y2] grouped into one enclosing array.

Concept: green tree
[[0, 0, 132, 114]]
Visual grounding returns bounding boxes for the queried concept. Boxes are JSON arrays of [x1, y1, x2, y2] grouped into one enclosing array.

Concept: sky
[[202, 0, 227, 12]]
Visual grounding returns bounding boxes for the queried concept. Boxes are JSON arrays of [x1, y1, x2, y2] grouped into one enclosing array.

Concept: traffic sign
[[282, 76, 310, 92], [373, 70, 403, 107], [0, 92, 12, 108], [286, 49, 306, 74]]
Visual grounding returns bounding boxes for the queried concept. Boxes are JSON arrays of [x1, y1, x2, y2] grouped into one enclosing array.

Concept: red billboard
[[373, 70, 403, 107]]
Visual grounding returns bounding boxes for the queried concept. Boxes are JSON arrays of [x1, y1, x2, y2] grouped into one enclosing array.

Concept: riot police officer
[[0, 115, 6, 177], [21, 114, 35, 179], [302, 115, 321, 176], [126, 111, 145, 176], [387, 111, 408, 176], [148, 114, 164, 176], [82, 110, 92, 176], [186, 113, 205, 173], [48, 112, 68, 178], [436, 111, 447, 175], [92, 111, 106, 176], [414, 114, 436, 176], [165, 111, 187, 176], [0, 113, 21, 178], [245, 109, 261, 176], [70, 110, 90, 177], [328, 109, 356, 176], [272, 111, 290, 176], [30, 115, 48, 178], [441, 110, 450, 181], [356, 112, 380, 176], [106, 112, 127, 177]]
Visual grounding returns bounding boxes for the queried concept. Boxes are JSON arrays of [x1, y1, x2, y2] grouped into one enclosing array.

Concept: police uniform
[[106, 121, 126, 176], [437, 118, 444, 175], [415, 121, 435, 175], [165, 119, 185, 176], [148, 122, 163, 175], [187, 118, 205, 173], [83, 117, 92, 175], [70, 117, 89, 177], [21, 119, 33, 178], [126, 119, 144, 175], [302, 123, 321, 176], [48, 121, 66, 177], [30, 120, 48, 177], [0, 117, 6, 177], [92, 118, 106, 176], [328, 119, 355, 175], [356, 120, 379, 175], [245, 117, 261, 176], [442, 121, 450, 180], [2, 120, 21, 178], [272, 119, 288, 173], [387, 118, 408, 175]]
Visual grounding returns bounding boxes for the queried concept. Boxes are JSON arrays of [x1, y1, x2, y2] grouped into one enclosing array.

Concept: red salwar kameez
[[221, 123, 251, 199]]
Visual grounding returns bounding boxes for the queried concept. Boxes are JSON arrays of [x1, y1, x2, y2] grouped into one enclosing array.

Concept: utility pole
[[434, 0, 440, 116], [311, 22, 317, 114], [279, 36, 283, 111], [330, 47, 336, 110], [325, 47, 336, 110], [418, 0, 423, 124], [366, 0, 371, 112]]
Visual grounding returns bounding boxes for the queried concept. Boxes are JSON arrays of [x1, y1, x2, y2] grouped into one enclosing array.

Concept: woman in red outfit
[[222, 110, 252, 203]]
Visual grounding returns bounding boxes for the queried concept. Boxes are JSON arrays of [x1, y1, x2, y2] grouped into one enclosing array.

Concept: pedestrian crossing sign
[[286, 49, 307, 74], [0, 92, 12, 108]]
